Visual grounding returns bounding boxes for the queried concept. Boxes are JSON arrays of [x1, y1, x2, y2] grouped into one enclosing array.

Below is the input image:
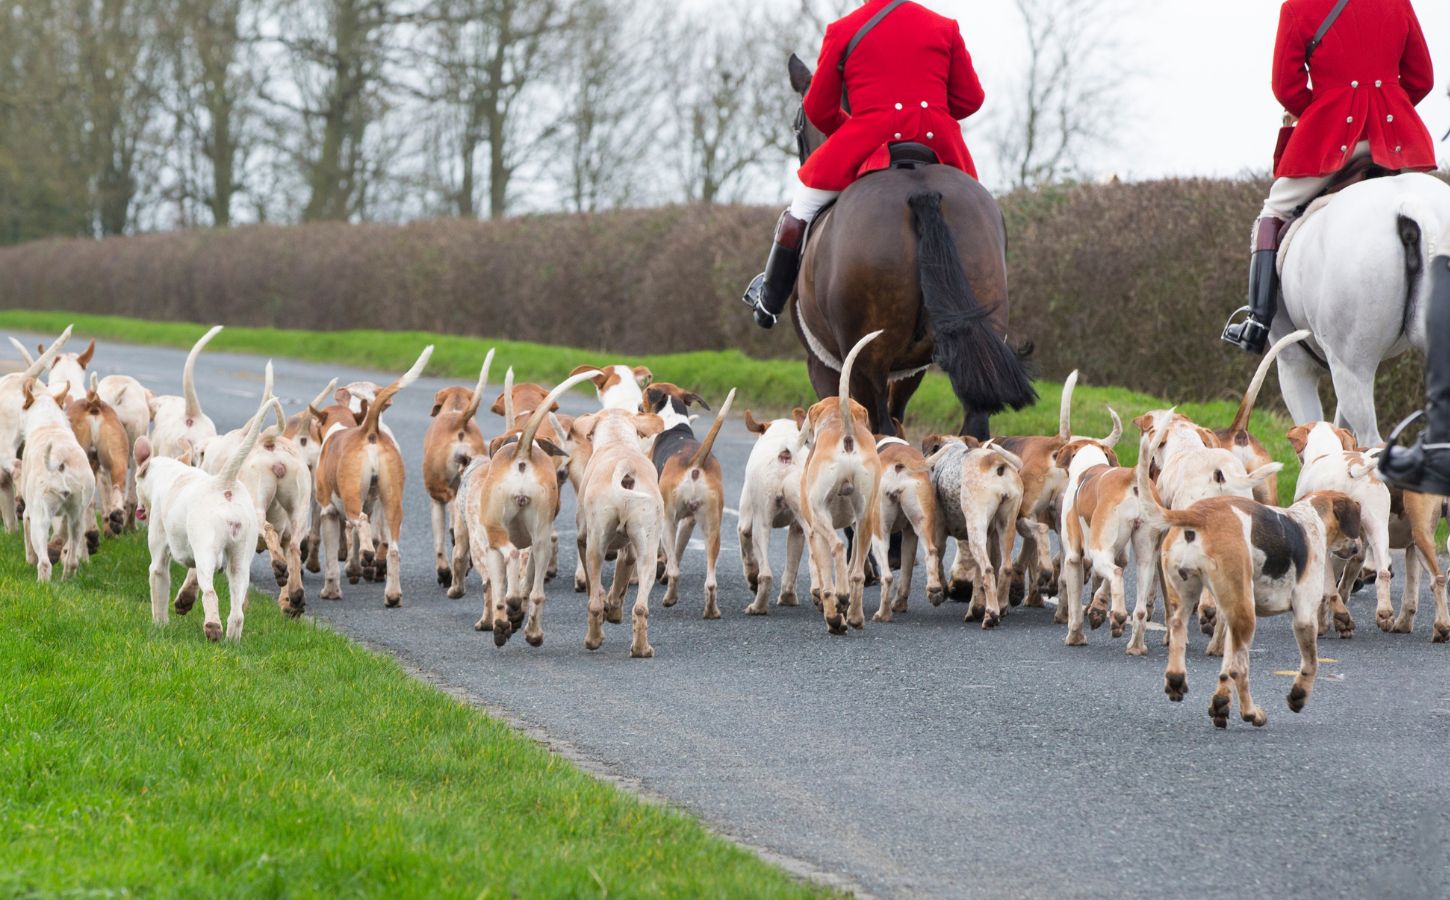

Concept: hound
[[1383, 487, 1449, 642], [1046, 413, 1124, 642], [135, 384, 281, 641], [470, 370, 596, 644], [491, 369, 572, 585], [33, 336, 95, 397], [574, 401, 667, 655], [1138, 432, 1363, 729], [739, 409, 814, 615], [150, 325, 224, 461], [991, 369, 1080, 606], [569, 363, 653, 411], [929, 439, 1025, 628], [0, 326, 75, 531], [873, 435, 942, 617], [798, 330, 889, 634], [65, 373, 131, 541], [16, 379, 93, 582], [422, 350, 495, 587], [284, 380, 346, 575], [1289, 421, 1396, 634], [314, 347, 433, 607], [645, 383, 737, 619], [201, 365, 322, 616]]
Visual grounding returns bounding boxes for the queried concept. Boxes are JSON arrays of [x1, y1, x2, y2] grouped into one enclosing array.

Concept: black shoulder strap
[[837, 0, 911, 113], [1304, 0, 1351, 71]]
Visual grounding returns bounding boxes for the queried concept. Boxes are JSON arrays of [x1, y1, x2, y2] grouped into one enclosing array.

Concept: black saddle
[[888, 142, 939, 169]]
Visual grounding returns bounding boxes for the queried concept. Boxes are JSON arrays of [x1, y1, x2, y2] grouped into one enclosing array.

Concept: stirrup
[[742, 273, 765, 308], [1221, 307, 1269, 353]]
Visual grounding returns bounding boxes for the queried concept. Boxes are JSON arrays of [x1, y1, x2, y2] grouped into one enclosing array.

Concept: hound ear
[[634, 413, 665, 439], [569, 364, 608, 389], [334, 387, 351, 405], [1133, 414, 1153, 434], [490, 392, 507, 416], [77, 339, 95, 367], [632, 366, 653, 388], [1052, 444, 1077, 469], [1335, 495, 1363, 539], [134, 436, 152, 471], [536, 438, 568, 458], [684, 391, 710, 411], [357, 399, 369, 421], [791, 407, 807, 428], [176, 438, 193, 467], [891, 418, 906, 440], [1335, 426, 1359, 451], [920, 434, 948, 457], [21, 377, 36, 410], [1195, 426, 1217, 448], [430, 389, 448, 418], [1286, 424, 1312, 456], [743, 410, 768, 434], [788, 53, 813, 94], [488, 435, 511, 457], [643, 386, 665, 412]]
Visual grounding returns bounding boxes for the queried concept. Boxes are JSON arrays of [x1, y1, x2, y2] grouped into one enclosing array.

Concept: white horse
[[1273, 173, 1450, 447]]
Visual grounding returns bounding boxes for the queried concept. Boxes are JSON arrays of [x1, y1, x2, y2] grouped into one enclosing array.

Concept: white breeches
[[789, 182, 840, 223], [1261, 141, 1371, 220]]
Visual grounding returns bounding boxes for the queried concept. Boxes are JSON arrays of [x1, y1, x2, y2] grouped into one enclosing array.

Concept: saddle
[[804, 143, 941, 251]]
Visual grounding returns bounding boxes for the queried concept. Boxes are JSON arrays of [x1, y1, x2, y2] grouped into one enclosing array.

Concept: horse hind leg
[[1276, 349, 1324, 427], [1327, 359, 1384, 447]]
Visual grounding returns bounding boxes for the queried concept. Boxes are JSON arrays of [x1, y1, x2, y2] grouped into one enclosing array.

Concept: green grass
[[0, 309, 1300, 503], [0, 532, 828, 898]]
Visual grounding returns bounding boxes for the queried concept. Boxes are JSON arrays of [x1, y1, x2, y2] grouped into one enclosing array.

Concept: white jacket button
[[1387, 115, 1394, 123], [1351, 80, 1359, 88], [1346, 116, 1353, 124], [920, 100, 928, 108], [1375, 80, 1383, 87], [1340, 145, 1348, 152], [894, 102, 903, 110], [894, 132, 902, 139], [926, 131, 934, 139]]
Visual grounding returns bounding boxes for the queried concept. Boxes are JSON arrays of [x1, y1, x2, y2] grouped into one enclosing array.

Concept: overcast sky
[[862, 0, 1450, 183]]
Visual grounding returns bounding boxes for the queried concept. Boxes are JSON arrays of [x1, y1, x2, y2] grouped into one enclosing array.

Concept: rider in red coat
[[744, 0, 986, 329], [1223, 0, 1437, 354]]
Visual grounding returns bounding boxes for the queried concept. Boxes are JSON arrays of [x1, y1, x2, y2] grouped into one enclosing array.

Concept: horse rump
[[907, 191, 1037, 418]]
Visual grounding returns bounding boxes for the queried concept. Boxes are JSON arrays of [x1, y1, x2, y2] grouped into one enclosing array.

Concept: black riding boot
[[1222, 216, 1285, 354], [1380, 253, 1450, 496], [742, 211, 807, 329]]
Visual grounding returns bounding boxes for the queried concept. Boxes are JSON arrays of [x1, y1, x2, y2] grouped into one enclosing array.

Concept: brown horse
[[786, 54, 1035, 440]]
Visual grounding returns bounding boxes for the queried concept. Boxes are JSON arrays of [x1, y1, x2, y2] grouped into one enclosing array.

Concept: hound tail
[[687, 388, 737, 470], [518, 370, 600, 458], [20, 325, 73, 379], [459, 349, 497, 422], [216, 365, 283, 486], [1057, 370, 1079, 441], [360, 345, 434, 438], [837, 331, 882, 442], [1228, 329, 1312, 435], [183, 325, 224, 420], [908, 191, 1037, 417]]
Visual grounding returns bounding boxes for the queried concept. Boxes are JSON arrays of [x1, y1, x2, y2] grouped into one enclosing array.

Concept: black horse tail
[[908, 191, 1037, 418]]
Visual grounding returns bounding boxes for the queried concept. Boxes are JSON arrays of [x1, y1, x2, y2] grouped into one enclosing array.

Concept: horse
[[784, 54, 1036, 440], [1272, 173, 1450, 447]]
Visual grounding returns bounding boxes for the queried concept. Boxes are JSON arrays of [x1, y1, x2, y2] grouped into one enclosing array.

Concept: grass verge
[[0, 531, 828, 897], [0, 309, 1301, 503]]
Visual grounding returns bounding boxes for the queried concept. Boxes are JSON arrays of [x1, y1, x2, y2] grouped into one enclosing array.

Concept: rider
[[1222, 0, 1436, 354], [743, 0, 985, 329]]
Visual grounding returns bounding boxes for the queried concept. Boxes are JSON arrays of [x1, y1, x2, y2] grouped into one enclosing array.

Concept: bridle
[[793, 103, 809, 166]]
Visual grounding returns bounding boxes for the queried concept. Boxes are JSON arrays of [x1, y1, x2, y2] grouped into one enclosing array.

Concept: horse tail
[[907, 191, 1037, 417], [1396, 206, 1431, 341]]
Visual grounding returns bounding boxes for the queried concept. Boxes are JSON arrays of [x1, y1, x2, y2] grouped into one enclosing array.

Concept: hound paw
[[203, 622, 222, 643], [1376, 608, 1396, 633], [1110, 611, 1128, 638], [1164, 673, 1188, 702], [1064, 630, 1087, 647], [493, 619, 512, 647], [982, 610, 1001, 630], [384, 592, 401, 608], [436, 567, 452, 588], [1333, 610, 1356, 639], [525, 631, 544, 648], [1086, 606, 1105, 630], [1433, 622, 1450, 644], [778, 590, 798, 608]]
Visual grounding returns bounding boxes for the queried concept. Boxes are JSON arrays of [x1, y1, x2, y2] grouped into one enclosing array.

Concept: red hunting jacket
[[797, 0, 984, 192], [1273, 0, 1436, 178]]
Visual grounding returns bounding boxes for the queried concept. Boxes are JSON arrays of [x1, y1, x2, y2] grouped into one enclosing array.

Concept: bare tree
[[552, 0, 666, 212], [421, 0, 574, 219], [669, 7, 797, 205], [988, 0, 1126, 189], [160, 0, 264, 226]]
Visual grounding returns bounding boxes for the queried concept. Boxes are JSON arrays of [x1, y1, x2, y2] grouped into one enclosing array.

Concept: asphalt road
[[20, 333, 1450, 899]]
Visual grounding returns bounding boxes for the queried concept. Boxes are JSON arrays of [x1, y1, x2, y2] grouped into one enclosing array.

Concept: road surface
[[20, 332, 1450, 899]]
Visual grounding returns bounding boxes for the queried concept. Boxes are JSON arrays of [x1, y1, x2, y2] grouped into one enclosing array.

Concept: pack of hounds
[[5, 325, 1448, 730]]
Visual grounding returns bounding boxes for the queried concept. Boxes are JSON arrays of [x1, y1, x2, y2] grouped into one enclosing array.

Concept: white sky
[[928, 0, 1450, 182]]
